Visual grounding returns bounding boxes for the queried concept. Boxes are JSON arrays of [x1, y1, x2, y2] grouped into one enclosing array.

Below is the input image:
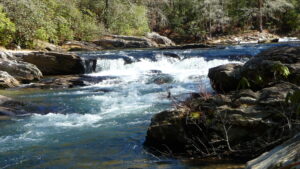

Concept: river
[[0, 43, 298, 169]]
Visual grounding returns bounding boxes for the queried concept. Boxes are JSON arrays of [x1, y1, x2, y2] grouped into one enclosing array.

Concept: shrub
[[0, 5, 15, 46]]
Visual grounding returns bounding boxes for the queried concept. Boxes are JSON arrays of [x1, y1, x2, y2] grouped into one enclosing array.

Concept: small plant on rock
[[237, 77, 251, 90], [272, 63, 290, 79]]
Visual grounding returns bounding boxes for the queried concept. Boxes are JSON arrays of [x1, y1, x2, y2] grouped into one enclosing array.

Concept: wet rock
[[147, 74, 174, 85], [146, 32, 176, 47], [0, 59, 43, 82], [246, 133, 300, 169], [208, 63, 243, 92], [0, 71, 20, 88], [19, 75, 117, 89], [147, 70, 163, 74], [62, 40, 103, 51], [0, 95, 30, 116], [21, 52, 96, 75], [162, 52, 181, 60]]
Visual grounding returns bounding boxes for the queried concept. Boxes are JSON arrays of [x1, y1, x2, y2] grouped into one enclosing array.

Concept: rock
[[0, 71, 20, 88], [208, 46, 300, 92], [162, 52, 181, 60], [208, 63, 243, 92], [0, 95, 31, 116], [246, 133, 300, 169], [241, 46, 300, 89], [33, 40, 63, 52], [0, 59, 43, 82], [18, 75, 117, 89], [21, 52, 96, 75], [62, 41, 103, 51], [0, 51, 16, 60], [146, 74, 174, 85], [93, 35, 158, 49], [207, 31, 280, 45], [145, 82, 300, 158], [145, 46, 300, 161], [146, 32, 176, 47], [159, 44, 214, 50]]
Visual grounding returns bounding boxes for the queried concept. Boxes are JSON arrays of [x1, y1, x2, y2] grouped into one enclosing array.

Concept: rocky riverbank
[[0, 50, 98, 118], [144, 46, 300, 168]]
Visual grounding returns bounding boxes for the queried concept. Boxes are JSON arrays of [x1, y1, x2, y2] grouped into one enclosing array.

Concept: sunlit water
[[0, 43, 299, 169]]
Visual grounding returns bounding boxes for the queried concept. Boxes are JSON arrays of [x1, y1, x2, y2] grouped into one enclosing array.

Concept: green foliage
[[253, 75, 264, 85], [108, 3, 150, 36], [0, 5, 15, 46], [237, 77, 251, 90], [0, 0, 299, 46], [190, 112, 202, 119], [272, 63, 291, 78]]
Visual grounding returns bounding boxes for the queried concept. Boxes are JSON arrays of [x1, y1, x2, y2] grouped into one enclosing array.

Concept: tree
[[0, 5, 15, 46]]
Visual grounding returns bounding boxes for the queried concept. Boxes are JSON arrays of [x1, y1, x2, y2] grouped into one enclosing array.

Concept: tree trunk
[[104, 0, 109, 29], [258, 0, 263, 32]]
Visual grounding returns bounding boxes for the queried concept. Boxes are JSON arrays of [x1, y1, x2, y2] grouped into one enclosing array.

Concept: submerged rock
[[21, 52, 96, 75], [146, 74, 174, 85], [0, 95, 31, 117], [162, 52, 181, 60]]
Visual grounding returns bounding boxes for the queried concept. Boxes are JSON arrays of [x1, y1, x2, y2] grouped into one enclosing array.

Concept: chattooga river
[[0, 43, 299, 169]]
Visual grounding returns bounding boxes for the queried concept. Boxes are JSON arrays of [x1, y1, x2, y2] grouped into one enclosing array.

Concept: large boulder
[[62, 41, 103, 51], [94, 35, 158, 49], [208, 63, 243, 92], [240, 46, 300, 89], [0, 59, 43, 82], [0, 71, 20, 88], [246, 133, 300, 169], [33, 40, 63, 52], [146, 32, 176, 47], [21, 52, 96, 75], [208, 46, 300, 92], [145, 82, 300, 158]]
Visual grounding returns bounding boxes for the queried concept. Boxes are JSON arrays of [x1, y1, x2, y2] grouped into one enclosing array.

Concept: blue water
[[0, 43, 299, 169]]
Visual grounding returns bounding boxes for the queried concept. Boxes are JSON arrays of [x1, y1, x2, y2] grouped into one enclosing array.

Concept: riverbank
[[144, 46, 300, 168]]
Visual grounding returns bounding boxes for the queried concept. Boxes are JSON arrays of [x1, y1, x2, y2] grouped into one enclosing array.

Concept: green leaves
[[272, 63, 291, 78], [237, 77, 251, 90], [0, 5, 15, 46]]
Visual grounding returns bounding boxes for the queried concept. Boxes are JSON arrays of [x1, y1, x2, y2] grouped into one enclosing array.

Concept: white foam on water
[[0, 52, 241, 153], [279, 37, 300, 42], [91, 56, 241, 84]]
